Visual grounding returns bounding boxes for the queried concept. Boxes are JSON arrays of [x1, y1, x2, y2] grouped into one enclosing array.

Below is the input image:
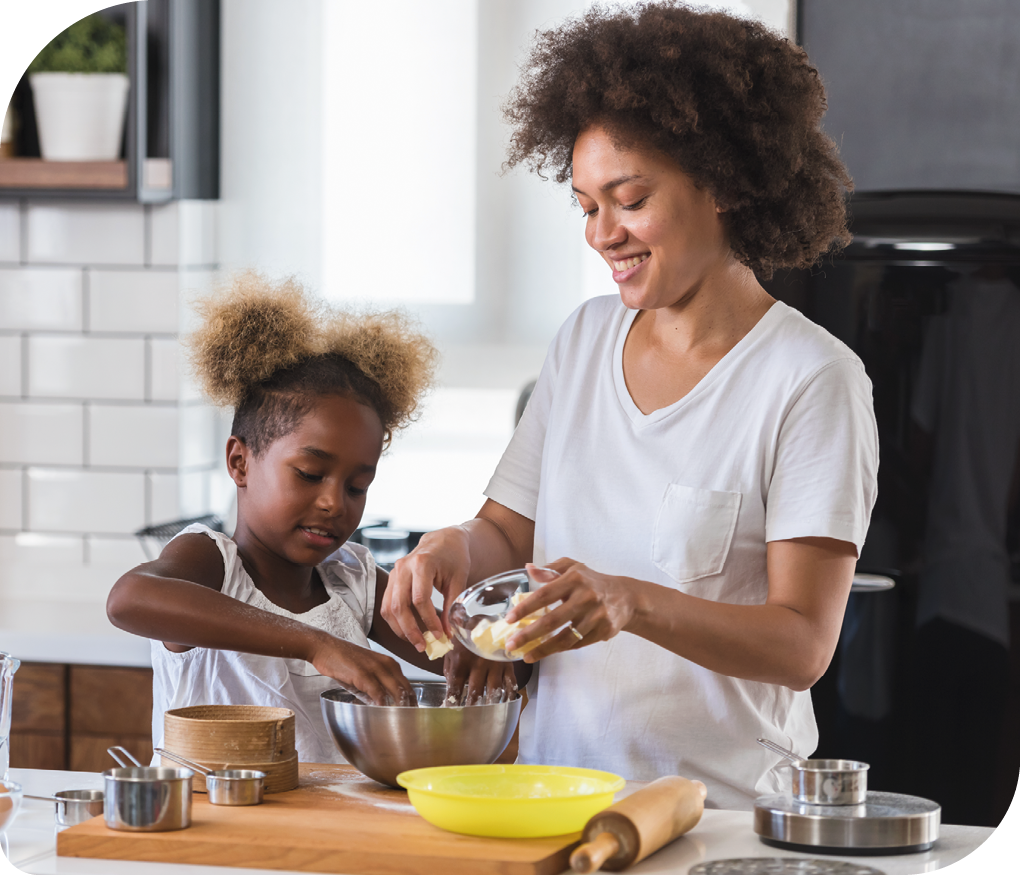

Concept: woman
[[383, 2, 878, 809]]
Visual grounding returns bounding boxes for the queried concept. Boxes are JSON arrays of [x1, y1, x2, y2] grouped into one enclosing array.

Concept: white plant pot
[[29, 72, 130, 161]]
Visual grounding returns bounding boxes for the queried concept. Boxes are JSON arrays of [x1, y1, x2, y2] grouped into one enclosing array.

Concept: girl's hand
[[381, 526, 472, 652], [308, 632, 414, 705], [504, 559, 635, 662], [443, 640, 519, 705]]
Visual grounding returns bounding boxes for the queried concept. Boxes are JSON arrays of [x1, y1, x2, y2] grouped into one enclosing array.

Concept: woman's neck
[[622, 264, 775, 415], [642, 262, 774, 357]]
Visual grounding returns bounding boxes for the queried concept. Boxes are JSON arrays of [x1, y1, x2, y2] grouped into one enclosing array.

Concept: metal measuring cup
[[155, 747, 265, 806], [25, 789, 104, 827], [757, 737, 869, 805], [104, 745, 193, 831]]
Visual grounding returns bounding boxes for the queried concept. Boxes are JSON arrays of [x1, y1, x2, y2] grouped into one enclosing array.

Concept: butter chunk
[[423, 630, 453, 660], [470, 595, 549, 659]]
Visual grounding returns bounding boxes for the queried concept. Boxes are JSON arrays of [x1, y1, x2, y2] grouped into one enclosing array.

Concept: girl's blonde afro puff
[[188, 270, 321, 409], [320, 309, 439, 435], [186, 271, 438, 451]]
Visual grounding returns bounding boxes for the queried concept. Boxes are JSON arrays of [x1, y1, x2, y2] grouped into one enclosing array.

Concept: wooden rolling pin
[[569, 776, 707, 873]]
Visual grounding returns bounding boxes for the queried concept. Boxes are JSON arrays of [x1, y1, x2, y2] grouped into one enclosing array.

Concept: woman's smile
[[611, 253, 650, 282]]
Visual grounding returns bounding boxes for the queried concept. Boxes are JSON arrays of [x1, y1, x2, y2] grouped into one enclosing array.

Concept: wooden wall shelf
[[0, 158, 128, 190]]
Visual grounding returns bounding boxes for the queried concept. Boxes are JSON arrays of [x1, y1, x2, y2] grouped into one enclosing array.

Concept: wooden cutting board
[[57, 763, 580, 875]]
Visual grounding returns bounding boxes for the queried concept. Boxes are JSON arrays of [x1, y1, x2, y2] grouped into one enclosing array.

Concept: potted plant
[[27, 13, 129, 161]]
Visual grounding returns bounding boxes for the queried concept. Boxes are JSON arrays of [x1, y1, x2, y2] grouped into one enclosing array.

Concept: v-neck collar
[[612, 300, 786, 427]]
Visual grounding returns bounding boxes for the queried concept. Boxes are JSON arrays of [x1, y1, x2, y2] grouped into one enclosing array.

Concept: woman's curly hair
[[503, 2, 852, 278], [187, 271, 438, 453]]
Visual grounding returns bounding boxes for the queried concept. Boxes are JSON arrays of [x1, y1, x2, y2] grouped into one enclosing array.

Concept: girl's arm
[[504, 536, 857, 692], [107, 533, 414, 704]]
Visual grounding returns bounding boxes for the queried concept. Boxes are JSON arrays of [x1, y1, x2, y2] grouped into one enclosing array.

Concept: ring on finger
[[567, 623, 584, 643]]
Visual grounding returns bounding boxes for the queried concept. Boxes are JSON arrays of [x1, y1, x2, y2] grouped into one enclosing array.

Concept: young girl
[[107, 272, 450, 763]]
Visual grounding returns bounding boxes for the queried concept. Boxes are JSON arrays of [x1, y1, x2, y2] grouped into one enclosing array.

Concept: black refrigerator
[[762, 190, 1020, 827]]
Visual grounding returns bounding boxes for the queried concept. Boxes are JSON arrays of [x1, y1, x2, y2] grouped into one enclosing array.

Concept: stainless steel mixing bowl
[[321, 680, 522, 787]]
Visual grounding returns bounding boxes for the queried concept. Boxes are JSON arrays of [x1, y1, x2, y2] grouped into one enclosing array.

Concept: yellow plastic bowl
[[396, 764, 625, 838]]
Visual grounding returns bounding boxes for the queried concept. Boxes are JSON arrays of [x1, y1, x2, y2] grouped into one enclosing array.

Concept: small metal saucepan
[[155, 747, 265, 806], [104, 745, 193, 831], [25, 789, 104, 827], [757, 737, 869, 805]]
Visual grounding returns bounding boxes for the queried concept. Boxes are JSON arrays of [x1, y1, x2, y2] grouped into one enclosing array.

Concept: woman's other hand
[[443, 640, 520, 704], [309, 633, 415, 705], [381, 526, 473, 652], [503, 559, 634, 661]]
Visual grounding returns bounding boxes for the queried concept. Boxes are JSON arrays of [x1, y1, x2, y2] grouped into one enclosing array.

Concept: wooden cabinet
[[9, 663, 67, 770], [9, 662, 153, 772]]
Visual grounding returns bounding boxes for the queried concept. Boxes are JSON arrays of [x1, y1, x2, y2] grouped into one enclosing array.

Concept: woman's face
[[572, 126, 733, 312]]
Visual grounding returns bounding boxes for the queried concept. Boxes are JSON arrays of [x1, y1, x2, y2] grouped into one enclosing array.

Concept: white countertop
[[1, 768, 1008, 875]]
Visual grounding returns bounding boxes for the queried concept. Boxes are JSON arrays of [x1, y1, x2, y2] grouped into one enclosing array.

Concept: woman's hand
[[443, 640, 519, 704], [504, 560, 635, 662], [380, 526, 473, 652], [307, 632, 414, 705]]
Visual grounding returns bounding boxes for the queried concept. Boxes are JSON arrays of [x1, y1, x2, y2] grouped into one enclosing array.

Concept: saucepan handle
[[107, 745, 143, 768]]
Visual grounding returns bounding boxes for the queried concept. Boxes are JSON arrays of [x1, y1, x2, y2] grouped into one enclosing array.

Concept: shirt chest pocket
[[652, 484, 742, 585]]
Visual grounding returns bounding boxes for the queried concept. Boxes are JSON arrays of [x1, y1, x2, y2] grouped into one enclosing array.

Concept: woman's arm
[[368, 566, 443, 676], [107, 534, 414, 704], [380, 499, 534, 650], [504, 536, 857, 691]]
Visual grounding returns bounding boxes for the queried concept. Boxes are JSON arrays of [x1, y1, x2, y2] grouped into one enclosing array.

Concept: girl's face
[[571, 125, 734, 312], [230, 394, 384, 567]]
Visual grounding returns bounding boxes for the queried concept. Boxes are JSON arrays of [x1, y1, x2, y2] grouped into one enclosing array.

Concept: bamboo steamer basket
[[162, 706, 297, 792]]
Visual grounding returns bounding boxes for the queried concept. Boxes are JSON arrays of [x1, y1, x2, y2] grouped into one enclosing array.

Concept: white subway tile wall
[[26, 203, 146, 265], [149, 337, 180, 401], [28, 468, 147, 534], [148, 472, 181, 524], [0, 532, 84, 567], [87, 535, 148, 568], [179, 404, 217, 468], [0, 268, 82, 330], [150, 201, 218, 267], [149, 202, 180, 267], [0, 469, 22, 529], [0, 334, 21, 396], [88, 269, 179, 333], [0, 203, 19, 263], [0, 200, 220, 599], [28, 336, 146, 400], [89, 404, 180, 469], [179, 469, 212, 518], [0, 402, 84, 466]]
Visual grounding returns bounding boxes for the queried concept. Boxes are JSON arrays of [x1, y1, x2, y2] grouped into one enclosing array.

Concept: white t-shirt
[[150, 524, 377, 764], [484, 296, 879, 810]]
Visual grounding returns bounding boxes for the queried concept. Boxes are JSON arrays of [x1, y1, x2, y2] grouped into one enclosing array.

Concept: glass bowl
[[448, 567, 560, 662], [0, 779, 23, 837]]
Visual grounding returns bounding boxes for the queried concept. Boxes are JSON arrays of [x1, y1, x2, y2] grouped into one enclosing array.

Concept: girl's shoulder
[[319, 541, 376, 591], [162, 523, 238, 595]]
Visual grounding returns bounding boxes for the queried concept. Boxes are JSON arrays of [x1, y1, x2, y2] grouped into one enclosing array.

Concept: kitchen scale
[[753, 792, 941, 855], [691, 861, 887, 875]]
